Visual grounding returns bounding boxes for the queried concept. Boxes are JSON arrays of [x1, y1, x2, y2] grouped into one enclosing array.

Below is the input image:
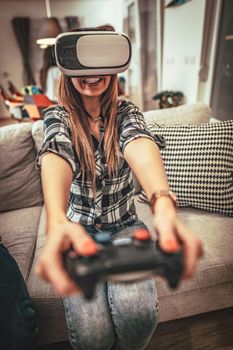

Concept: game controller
[[63, 229, 183, 299]]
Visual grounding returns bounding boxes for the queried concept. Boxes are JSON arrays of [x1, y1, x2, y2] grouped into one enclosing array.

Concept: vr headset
[[54, 31, 132, 76]]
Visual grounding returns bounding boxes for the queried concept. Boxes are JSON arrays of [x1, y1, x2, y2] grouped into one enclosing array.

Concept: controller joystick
[[63, 229, 183, 299], [95, 231, 112, 245]]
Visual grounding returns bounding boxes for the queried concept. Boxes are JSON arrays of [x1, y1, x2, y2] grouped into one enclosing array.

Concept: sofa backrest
[[31, 120, 44, 152], [0, 123, 43, 212]]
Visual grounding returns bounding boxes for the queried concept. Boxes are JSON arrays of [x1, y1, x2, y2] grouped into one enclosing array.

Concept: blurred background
[[0, 0, 232, 119]]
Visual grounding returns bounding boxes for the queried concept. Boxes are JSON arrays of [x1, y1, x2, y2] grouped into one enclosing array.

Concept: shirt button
[[96, 177, 102, 189]]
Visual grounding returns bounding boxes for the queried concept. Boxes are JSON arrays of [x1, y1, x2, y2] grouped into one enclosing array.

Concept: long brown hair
[[57, 25, 119, 194]]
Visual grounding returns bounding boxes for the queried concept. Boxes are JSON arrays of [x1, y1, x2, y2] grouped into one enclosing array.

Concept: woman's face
[[71, 75, 111, 98]]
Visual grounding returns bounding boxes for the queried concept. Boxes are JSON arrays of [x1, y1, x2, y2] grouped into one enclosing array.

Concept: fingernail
[[80, 241, 98, 256], [165, 239, 179, 252]]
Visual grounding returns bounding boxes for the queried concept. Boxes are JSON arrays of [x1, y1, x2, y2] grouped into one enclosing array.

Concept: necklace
[[90, 116, 100, 123], [84, 109, 101, 123]]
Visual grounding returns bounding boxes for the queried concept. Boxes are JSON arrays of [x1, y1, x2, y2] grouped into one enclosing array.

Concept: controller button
[[95, 231, 112, 245], [133, 229, 151, 241], [80, 241, 98, 256]]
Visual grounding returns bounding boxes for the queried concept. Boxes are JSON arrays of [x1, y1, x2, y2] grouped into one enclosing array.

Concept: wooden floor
[[147, 307, 233, 350], [39, 307, 233, 350]]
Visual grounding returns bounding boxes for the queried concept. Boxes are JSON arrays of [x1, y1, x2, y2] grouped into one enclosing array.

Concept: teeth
[[83, 77, 102, 84]]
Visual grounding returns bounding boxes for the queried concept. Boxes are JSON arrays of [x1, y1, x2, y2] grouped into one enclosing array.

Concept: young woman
[[36, 25, 202, 350]]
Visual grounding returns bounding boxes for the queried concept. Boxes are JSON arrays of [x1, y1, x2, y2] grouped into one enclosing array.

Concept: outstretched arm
[[124, 137, 203, 278], [35, 153, 97, 296]]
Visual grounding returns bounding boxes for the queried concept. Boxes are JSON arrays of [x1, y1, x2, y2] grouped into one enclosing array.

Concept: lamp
[[225, 34, 233, 41], [36, 0, 61, 48]]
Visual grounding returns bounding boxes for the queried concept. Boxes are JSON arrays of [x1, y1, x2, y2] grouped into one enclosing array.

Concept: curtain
[[199, 0, 217, 81], [11, 17, 35, 85]]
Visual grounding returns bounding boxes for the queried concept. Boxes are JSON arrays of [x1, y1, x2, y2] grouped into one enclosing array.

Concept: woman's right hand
[[35, 219, 97, 296]]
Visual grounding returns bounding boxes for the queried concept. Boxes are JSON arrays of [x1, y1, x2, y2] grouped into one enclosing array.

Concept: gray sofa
[[0, 102, 233, 346]]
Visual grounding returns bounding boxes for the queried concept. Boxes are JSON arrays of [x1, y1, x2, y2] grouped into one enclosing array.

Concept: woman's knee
[[63, 291, 115, 350], [108, 278, 159, 318], [108, 279, 159, 349], [68, 324, 114, 350]]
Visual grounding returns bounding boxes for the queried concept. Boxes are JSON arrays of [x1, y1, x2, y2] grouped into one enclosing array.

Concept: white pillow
[[143, 102, 211, 125]]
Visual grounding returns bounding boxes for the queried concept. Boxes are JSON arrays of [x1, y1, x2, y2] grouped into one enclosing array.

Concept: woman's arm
[[35, 153, 97, 296], [41, 153, 73, 226], [124, 138, 170, 200], [124, 138, 203, 278]]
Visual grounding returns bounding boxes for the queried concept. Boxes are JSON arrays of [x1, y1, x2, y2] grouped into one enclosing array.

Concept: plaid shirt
[[37, 100, 165, 229]]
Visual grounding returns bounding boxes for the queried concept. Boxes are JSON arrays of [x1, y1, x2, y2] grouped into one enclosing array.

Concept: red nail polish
[[80, 241, 98, 256], [166, 239, 179, 252]]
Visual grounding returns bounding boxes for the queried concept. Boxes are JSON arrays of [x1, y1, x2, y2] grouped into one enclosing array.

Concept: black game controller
[[63, 229, 183, 299]]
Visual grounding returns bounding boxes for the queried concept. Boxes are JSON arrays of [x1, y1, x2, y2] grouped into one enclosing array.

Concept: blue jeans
[[63, 220, 159, 350]]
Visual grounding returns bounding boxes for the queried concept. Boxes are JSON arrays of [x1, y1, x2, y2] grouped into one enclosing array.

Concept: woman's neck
[[82, 96, 101, 118]]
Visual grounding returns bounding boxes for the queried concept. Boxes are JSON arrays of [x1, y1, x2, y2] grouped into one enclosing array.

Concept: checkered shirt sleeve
[[118, 101, 166, 153], [37, 106, 78, 177]]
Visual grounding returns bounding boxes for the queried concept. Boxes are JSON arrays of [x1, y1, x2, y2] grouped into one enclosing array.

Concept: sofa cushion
[[27, 207, 68, 344], [27, 201, 233, 343], [143, 102, 211, 125], [135, 198, 233, 321], [139, 120, 233, 216], [0, 206, 42, 281], [0, 123, 43, 212]]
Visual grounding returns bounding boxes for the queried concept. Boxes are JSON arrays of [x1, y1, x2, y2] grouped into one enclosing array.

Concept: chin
[[83, 88, 106, 97]]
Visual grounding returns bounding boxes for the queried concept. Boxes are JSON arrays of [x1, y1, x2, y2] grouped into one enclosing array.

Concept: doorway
[[211, 0, 233, 120]]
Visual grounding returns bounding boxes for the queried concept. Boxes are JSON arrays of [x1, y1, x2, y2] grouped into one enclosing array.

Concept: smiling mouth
[[82, 77, 103, 85]]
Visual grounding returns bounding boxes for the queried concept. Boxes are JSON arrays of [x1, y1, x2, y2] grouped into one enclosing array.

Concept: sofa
[[0, 102, 233, 347]]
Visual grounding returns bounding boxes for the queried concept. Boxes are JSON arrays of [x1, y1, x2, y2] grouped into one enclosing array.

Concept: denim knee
[[67, 321, 114, 350], [63, 284, 115, 350], [108, 278, 159, 350]]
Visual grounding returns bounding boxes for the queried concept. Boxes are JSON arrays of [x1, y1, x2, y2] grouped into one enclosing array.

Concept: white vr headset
[[54, 31, 132, 77]]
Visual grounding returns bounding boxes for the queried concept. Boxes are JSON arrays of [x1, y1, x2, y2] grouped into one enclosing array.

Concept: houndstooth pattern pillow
[[139, 120, 233, 216]]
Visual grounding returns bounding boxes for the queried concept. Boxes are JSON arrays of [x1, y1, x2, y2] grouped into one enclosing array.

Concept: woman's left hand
[[152, 198, 203, 279]]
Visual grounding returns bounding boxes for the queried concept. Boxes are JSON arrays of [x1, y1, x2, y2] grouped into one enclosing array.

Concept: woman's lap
[[62, 220, 159, 350]]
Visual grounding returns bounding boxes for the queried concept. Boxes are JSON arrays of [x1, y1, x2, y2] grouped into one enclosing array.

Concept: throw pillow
[[139, 120, 233, 216], [132, 103, 213, 193]]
